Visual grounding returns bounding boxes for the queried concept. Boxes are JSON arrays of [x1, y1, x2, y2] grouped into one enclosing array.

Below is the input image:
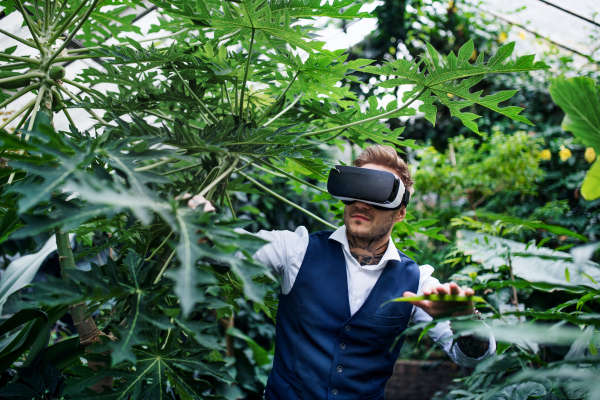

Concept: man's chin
[[346, 221, 373, 237]]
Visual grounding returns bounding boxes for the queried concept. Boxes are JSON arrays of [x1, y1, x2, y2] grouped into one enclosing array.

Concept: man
[[239, 145, 495, 400]]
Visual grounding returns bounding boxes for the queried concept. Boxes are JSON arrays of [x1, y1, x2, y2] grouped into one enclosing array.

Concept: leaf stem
[[134, 157, 175, 172], [299, 87, 427, 138], [226, 190, 236, 219], [239, 171, 337, 230], [161, 161, 203, 176], [44, 0, 50, 32], [0, 62, 36, 70], [0, 72, 43, 86], [256, 71, 300, 125], [0, 83, 40, 109], [0, 53, 41, 65], [61, 77, 103, 100], [53, 80, 108, 125], [238, 28, 255, 120], [49, 0, 89, 43], [13, 0, 44, 53], [52, 0, 69, 27], [146, 230, 174, 262], [46, 0, 99, 68], [232, 161, 253, 173], [0, 98, 36, 130], [14, 104, 35, 132], [66, 29, 189, 53], [53, 55, 97, 62], [153, 250, 176, 284], [0, 28, 38, 49], [262, 94, 303, 127], [247, 155, 328, 194], [171, 63, 219, 124], [142, 110, 203, 130], [51, 88, 76, 127], [198, 155, 240, 197], [218, 29, 242, 43]]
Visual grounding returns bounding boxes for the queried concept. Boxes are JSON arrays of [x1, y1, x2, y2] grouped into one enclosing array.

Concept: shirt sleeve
[[411, 265, 497, 367], [234, 226, 309, 295]]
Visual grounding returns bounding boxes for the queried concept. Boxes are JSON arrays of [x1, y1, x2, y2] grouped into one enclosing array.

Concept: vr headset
[[327, 165, 410, 210]]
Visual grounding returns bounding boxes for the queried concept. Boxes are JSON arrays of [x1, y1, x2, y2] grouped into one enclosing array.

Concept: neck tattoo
[[347, 234, 389, 266]]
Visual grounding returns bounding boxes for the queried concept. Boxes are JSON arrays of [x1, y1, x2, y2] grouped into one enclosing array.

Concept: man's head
[[343, 145, 414, 239]]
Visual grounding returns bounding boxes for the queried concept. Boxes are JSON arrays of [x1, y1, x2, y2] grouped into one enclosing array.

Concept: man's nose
[[354, 201, 371, 209]]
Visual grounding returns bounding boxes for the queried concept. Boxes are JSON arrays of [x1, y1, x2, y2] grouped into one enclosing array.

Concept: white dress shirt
[[238, 225, 496, 367]]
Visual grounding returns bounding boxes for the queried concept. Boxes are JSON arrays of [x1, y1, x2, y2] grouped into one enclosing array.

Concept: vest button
[[337, 366, 343, 373], [340, 343, 346, 350], [345, 325, 351, 331], [332, 389, 339, 396]]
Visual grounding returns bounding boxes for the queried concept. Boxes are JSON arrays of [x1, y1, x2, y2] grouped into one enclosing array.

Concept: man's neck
[[346, 230, 390, 266]]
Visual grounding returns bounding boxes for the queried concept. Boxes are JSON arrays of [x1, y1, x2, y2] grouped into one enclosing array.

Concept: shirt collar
[[329, 225, 401, 270]]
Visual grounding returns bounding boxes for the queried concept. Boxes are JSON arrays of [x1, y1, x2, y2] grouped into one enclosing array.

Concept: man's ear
[[394, 207, 406, 223]]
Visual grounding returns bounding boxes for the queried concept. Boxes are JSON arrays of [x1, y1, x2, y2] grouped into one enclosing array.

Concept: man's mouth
[[351, 214, 371, 221]]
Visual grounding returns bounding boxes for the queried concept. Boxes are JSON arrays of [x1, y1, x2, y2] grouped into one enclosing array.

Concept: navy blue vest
[[265, 231, 420, 400]]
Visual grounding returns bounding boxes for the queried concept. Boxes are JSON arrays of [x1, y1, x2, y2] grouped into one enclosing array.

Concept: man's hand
[[403, 282, 474, 319]]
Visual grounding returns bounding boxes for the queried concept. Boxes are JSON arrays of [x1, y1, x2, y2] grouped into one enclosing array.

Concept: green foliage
[[549, 76, 600, 200], [0, 0, 552, 397], [414, 130, 545, 211]]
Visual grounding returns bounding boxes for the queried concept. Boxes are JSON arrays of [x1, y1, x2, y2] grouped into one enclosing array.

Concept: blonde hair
[[353, 145, 414, 194]]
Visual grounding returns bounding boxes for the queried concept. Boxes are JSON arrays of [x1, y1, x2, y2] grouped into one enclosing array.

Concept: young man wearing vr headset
[[237, 145, 495, 400]]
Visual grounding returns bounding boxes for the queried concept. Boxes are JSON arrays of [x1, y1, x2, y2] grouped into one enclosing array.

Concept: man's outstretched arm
[[407, 279, 496, 366]]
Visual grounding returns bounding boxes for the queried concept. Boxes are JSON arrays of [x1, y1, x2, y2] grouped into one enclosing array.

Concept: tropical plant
[[549, 76, 600, 201], [414, 130, 545, 212], [0, 0, 549, 397], [406, 212, 600, 400]]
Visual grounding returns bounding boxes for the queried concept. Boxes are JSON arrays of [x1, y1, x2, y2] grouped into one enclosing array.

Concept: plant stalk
[[53, 81, 108, 125], [262, 94, 303, 127], [134, 157, 174, 172], [238, 28, 255, 120], [198, 155, 240, 198], [145, 230, 174, 262], [13, 0, 44, 53], [226, 190, 236, 219], [0, 28, 39, 49], [0, 83, 40, 109], [153, 249, 176, 285], [299, 87, 427, 138], [66, 29, 190, 53], [0, 53, 41, 64], [247, 155, 328, 194], [51, 88, 76, 127], [0, 72, 43, 86], [0, 99, 36, 130], [170, 63, 219, 124], [46, 0, 99, 68], [161, 161, 203, 176], [55, 229, 102, 346], [239, 171, 337, 230], [256, 71, 300, 125], [49, 0, 90, 44]]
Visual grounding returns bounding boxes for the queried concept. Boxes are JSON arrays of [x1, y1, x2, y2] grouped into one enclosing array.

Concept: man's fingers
[[464, 287, 475, 296], [449, 282, 461, 295]]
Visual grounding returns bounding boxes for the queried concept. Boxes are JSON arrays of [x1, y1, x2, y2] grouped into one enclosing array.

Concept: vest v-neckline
[[340, 246, 400, 324]]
